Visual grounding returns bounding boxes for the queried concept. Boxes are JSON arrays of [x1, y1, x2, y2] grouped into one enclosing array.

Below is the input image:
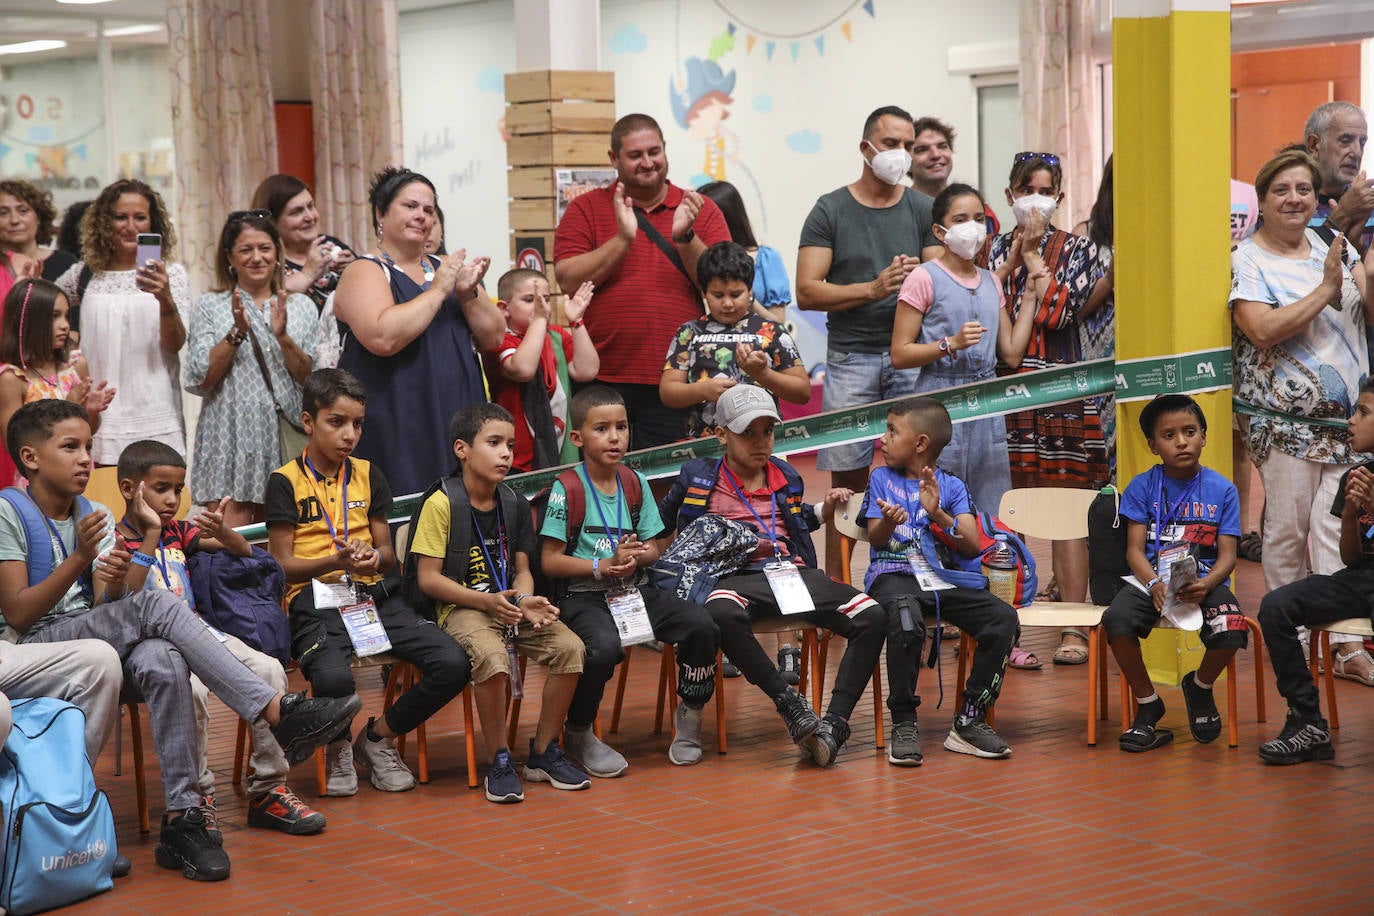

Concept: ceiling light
[[0, 40, 68, 56], [57, 1, 119, 5], [98, 24, 165, 37]]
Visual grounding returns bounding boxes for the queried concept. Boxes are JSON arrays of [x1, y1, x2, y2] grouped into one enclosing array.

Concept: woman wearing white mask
[[988, 153, 1111, 667], [891, 183, 1037, 514]]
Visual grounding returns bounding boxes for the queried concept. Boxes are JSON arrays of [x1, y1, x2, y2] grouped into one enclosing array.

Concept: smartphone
[[135, 233, 162, 268]]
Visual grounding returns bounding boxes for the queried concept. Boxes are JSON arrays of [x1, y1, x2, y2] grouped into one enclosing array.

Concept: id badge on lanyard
[[340, 599, 392, 656], [905, 548, 954, 591], [764, 560, 815, 614], [607, 586, 655, 646], [312, 577, 358, 609]]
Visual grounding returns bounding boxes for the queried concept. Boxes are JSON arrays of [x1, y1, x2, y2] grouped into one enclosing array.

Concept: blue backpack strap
[[0, 488, 49, 588]]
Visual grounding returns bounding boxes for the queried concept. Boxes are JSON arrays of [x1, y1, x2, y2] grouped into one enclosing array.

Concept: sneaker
[[945, 717, 1013, 759], [668, 702, 704, 766], [485, 750, 525, 803], [247, 785, 326, 835], [1258, 710, 1334, 765], [1180, 672, 1222, 743], [562, 723, 628, 777], [805, 712, 850, 767], [888, 720, 923, 767], [154, 806, 231, 882], [353, 719, 417, 792], [270, 691, 362, 766], [773, 689, 820, 745], [324, 737, 358, 797], [777, 645, 802, 686], [524, 738, 592, 790], [200, 794, 222, 846], [722, 655, 741, 678]]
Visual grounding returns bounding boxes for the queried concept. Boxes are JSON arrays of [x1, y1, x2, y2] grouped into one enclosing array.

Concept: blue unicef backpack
[[0, 489, 95, 600], [0, 698, 117, 915]]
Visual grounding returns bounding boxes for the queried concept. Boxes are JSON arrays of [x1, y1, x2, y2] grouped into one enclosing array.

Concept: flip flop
[[1119, 723, 1174, 752], [1008, 646, 1042, 670]]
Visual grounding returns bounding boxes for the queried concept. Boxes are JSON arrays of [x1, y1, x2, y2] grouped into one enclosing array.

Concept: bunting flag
[[841, 21, 853, 41], [863, 0, 875, 15], [814, 36, 825, 55], [722, 0, 875, 64], [726, 22, 736, 35], [746, 34, 756, 53], [766, 40, 776, 60], [789, 41, 800, 61], [72, 144, 87, 161], [0, 144, 10, 161]]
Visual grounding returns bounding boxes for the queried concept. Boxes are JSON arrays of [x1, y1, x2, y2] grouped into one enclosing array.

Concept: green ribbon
[[1112, 347, 1232, 403], [1232, 399, 1352, 430]]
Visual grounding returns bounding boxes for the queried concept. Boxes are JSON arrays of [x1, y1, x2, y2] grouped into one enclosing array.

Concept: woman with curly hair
[[54, 179, 191, 464], [0, 179, 79, 283]]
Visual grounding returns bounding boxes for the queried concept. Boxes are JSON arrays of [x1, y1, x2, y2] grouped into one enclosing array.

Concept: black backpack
[[401, 475, 526, 621], [1087, 486, 1130, 605]]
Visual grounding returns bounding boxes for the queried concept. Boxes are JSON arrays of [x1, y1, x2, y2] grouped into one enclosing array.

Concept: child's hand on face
[[132, 483, 162, 537], [918, 466, 942, 517], [877, 498, 909, 525], [736, 343, 770, 379], [564, 282, 594, 323]]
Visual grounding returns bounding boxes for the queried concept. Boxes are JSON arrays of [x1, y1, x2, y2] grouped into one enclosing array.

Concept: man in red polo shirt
[[554, 113, 730, 449]]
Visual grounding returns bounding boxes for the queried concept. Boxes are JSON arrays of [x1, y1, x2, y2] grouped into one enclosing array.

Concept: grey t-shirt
[[0, 498, 115, 642], [798, 186, 937, 354]]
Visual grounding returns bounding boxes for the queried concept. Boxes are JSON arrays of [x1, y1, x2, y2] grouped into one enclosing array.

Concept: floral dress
[[0, 356, 84, 486]]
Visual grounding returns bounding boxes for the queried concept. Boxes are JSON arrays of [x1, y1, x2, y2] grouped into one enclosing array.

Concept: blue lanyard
[[472, 504, 508, 593], [120, 519, 172, 590], [34, 494, 92, 601], [578, 464, 624, 556], [302, 453, 349, 545], [720, 461, 781, 557], [1152, 467, 1200, 559]]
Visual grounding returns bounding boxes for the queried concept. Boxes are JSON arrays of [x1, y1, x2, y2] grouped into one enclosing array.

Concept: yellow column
[[1112, 0, 1232, 485]]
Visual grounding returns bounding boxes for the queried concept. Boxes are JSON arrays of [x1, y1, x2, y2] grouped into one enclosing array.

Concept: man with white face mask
[[796, 106, 943, 565]]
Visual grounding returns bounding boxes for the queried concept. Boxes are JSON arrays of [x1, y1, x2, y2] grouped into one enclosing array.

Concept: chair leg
[[611, 646, 633, 734], [315, 746, 327, 796], [655, 646, 677, 735], [803, 630, 821, 711], [715, 650, 728, 755], [463, 686, 478, 789], [392, 665, 412, 758], [956, 632, 970, 696], [1246, 618, 1266, 723], [872, 663, 885, 749], [506, 656, 527, 750], [1226, 654, 1240, 749], [113, 710, 123, 777], [232, 718, 249, 785], [1321, 631, 1341, 731], [127, 704, 149, 834], [1097, 626, 1110, 720], [1087, 627, 1100, 746]]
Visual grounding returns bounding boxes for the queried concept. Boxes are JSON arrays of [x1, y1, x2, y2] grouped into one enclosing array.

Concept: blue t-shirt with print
[[860, 465, 972, 590], [1119, 465, 1240, 578]]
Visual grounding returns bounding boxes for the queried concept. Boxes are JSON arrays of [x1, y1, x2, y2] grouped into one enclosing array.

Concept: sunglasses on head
[[227, 209, 271, 223], [1014, 151, 1061, 167]]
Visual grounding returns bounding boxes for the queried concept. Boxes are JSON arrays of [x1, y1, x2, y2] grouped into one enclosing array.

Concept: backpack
[[0, 698, 117, 915], [931, 511, 1039, 607], [532, 465, 644, 600], [1087, 486, 1129, 605], [0, 489, 95, 604], [186, 546, 293, 665], [648, 514, 759, 604], [401, 475, 526, 621]]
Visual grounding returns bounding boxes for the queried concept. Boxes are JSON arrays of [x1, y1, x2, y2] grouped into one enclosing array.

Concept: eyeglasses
[[227, 209, 271, 223], [1014, 151, 1061, 167]]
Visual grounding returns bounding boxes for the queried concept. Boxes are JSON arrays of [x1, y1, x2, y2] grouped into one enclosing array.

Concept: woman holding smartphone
[[54, 178, 190, 464]]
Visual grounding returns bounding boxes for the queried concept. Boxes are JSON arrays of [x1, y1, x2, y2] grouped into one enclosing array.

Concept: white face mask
[[863, 141, 912, 186], [1012, 193, 1058, 227], [939, 220, 988, 260]]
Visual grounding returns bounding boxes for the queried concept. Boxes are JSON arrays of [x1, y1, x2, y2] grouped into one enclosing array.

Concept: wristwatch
[[937, 336, 953, 357], [224, 329, 247, 346], [673, 228, 695, 244]]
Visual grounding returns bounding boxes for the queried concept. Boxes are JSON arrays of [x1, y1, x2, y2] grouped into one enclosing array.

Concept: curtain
[[309, 0, 403, 252], [167, 0, 278, 293], [1019, 0, 1100, 227]]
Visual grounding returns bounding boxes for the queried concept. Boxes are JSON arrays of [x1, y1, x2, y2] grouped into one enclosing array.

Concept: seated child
[[539, 386, 720, 774], [266, 368, 471, 794], [1257, 380, 1374, 764], [660, 241, 809, 439], [862, 397, 1017, 764], [659, 384, 885, 767], [484, 269, 598, 471], [412, 404, 589, 803], [114, 439, 324, 837], [0, 399, 356, 882], [1105, 394, 1245, 752]]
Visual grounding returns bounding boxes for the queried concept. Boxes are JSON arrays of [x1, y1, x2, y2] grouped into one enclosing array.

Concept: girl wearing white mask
[[988, 153, 1111, 667], [891, 183, 1036, 516]]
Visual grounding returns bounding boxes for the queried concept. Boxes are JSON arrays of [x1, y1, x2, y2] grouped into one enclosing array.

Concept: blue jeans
[[817, 350, 920, 473]]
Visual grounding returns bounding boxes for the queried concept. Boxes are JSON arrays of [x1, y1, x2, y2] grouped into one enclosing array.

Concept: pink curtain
[[167, 0, 278, 293], [1019, 0, 1100, 227], [309, 0, 403, 252]]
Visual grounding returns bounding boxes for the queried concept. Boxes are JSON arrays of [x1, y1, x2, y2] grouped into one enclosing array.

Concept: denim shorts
[[816, 350, 920, 472]]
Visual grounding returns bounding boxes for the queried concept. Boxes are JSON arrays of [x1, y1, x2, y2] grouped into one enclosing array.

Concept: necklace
[[378, 247, 435, 284]]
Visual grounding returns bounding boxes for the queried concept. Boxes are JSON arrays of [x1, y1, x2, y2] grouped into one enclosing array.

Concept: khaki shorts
[[442, 607, 585, 684]]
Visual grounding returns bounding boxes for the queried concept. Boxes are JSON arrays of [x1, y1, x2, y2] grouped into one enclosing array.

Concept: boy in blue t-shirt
[[862, 397, 1017, 765], [1257, 381, 1374, 765], [1105, 395, 1245, 752]]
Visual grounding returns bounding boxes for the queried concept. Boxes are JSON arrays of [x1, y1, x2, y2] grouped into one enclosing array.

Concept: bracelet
[[130, 551, 156, 568], [1145, 576, 1162, 590], [513, 593, 528, 606], [224, 329, 247, 346], [592, 557, 602, 580], [569, 319, 584, 329]]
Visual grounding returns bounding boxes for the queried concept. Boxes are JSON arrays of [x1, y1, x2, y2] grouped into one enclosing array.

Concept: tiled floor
[[67, 457, 1374, 914]]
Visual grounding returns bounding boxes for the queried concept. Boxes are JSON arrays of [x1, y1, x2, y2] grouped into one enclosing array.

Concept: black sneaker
[[944, 717, 1012, 758], [804, 712, 850, 767], [271, 691, 363, 766], [200, 794, 222, 846], [774, 689, 820, 745], [1180, 672, 1222, 743], [485, 750, 525, 803], [1258, 710, 1334, 765], [888, 719, 923, 767], [777, 646, 802, 687], [722, 655, 741, 678], [524, 737, 591, 791], [154, 806, 231, 882], [247, 785, 327, 835]]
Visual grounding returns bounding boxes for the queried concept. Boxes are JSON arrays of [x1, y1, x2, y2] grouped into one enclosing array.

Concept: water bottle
[[983, 533, 1018, 605]]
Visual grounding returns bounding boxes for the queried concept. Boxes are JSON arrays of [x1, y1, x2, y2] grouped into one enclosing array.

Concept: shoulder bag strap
[[244, 318, 299, 429], [634, 208, 696, 289]]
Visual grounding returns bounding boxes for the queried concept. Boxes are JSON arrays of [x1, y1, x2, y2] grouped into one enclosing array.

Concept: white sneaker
[[668, 702, 704, 766], [562, 723, 628, 777], [353, 720, 417, 792], [324, 738, 358, 797]]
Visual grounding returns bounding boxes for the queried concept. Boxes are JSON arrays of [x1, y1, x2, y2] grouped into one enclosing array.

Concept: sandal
[[1332, 647, 1374, 687], [1036, 575, 1061, 602], [1238, 531, 1263, 563], [941, 623, 961, 641], [1119, 723, 1174, 753], [1052, 630, 1089, 666], [1008, 646, 1042, 670]]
